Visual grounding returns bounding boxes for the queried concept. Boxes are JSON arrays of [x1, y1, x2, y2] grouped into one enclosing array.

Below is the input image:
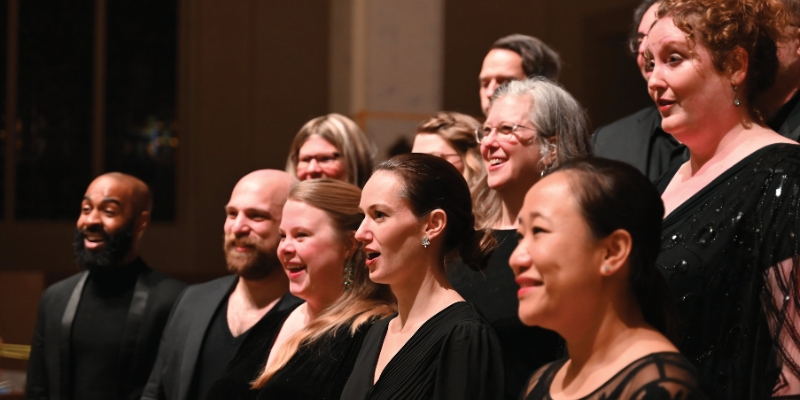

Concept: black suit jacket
[[776, 92, 800, 141], [592, 106, 687, 182], [25, 258, 186, 400]]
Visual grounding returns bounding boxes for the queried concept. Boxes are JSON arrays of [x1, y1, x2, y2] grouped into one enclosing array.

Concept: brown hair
[[252, 179, 395, 387], [285, 114, 375, 188], [657, 0, 789, 121], [491, 34, 562, 81], [376, 153, 496, 271]]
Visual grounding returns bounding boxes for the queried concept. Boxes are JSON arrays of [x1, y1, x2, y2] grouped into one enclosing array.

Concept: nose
[[508, 242, 531, 277], [306, 158, 322, 175], [354, 218, 370, 243], [78, 208, 102, 230], [230, 215, 251, 237], [647, 63, 663, 95], [278, 238, 295, 258]]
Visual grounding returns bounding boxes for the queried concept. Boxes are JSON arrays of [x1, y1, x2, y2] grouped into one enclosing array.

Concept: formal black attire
[[522, 352, 705, 400], [655, 143, 800, 399], [592, 106, 687, 182], [25, 258, 185, 400], [142, 275, 301, 400], [768, 90, 800, 141], [341, 302, 504, 400], [253, 320, 374, 400], [448, 230, 561, 400]]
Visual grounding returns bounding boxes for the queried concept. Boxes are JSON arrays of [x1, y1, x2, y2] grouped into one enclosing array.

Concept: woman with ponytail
[[341, 153, 504, 400], [248, 179, 394, 399], [511, 158, 703, 400]]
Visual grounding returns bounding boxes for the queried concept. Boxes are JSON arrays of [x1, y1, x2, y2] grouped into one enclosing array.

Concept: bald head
[[92, 172, 153, 215], [224, 170, 295, 280]]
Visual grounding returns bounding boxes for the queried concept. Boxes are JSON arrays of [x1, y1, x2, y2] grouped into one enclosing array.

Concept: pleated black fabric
[[341, 302, 504, 400]]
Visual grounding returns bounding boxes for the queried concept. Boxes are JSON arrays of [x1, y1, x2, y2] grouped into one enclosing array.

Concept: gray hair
[[489, 77, 592, 172]]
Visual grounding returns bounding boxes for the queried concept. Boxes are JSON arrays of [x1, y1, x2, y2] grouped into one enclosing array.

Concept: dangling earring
[[733, 85, 741, 107], [343, 261, 354, 292], [422, 237, 430, 249]]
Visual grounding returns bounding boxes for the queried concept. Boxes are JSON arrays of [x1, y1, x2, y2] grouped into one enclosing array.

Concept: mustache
[[225, 236, 260, 249]]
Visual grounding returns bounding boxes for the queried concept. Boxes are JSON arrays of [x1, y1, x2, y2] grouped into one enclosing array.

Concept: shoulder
[[614, 352, 705, 399], [439, 303, 500, 344], [40, 271, 86, 303], [138, 263, 187, 301], [522, 360, 565, 400], [751, 143, 800, 173]]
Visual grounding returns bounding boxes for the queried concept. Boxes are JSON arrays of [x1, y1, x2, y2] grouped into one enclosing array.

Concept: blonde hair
[[252, 179, 395, 388], [285, 114, 375, 188]]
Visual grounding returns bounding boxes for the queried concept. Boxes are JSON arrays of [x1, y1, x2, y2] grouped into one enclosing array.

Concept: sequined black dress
[[654, 143, 800, 399], [522, 352, 705, 400]]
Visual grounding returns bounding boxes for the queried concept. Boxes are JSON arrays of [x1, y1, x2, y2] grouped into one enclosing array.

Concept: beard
[[223, 234, 280, 280], [73, 222, 134, 271]]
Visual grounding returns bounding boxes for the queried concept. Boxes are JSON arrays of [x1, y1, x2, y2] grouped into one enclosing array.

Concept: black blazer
[[592, 106, 687, 182], [777, 94, 800, 141], [25, 258, 186, 400], [140, 275, 237, 400]]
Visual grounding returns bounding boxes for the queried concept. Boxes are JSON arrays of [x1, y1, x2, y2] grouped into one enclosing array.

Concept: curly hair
[[657, 0, 790, 121]]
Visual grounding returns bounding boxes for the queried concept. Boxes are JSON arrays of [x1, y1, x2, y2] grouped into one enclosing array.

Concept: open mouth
[[657, 99, 675, 109], [367, 252, 380, 261], [286, 265, 307, 274], [488, 158, 505, 166]]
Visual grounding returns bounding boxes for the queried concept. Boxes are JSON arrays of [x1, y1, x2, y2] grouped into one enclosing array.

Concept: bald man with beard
[[142, 170, 301, 400], [26, 173, 186, 400]]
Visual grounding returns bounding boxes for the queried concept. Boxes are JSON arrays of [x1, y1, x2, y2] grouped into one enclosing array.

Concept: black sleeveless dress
[[655, 143, 800, 398]]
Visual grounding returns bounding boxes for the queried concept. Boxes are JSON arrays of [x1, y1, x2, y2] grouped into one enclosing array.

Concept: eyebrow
[[84, 196, 123, 207], [526, 211, 550, 222]]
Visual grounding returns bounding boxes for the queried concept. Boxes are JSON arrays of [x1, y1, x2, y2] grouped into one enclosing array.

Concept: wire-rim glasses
[[475, 123, 535, 143]]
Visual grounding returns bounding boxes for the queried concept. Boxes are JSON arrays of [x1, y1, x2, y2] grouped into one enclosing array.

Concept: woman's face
[[355, 171, 426, 285], [412, 133, 465, 173], [278, 200, 351, 307], [646, 16, 734, 142], [480, 96, 543, 195], [296, 135, 348, 182], [509, 172, 606, 330]]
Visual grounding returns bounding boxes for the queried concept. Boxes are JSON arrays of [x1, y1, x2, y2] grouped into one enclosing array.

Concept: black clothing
[[592, 106, 688, 182], [254, 321, 373, 400], [25, 258, 185, 400], [448, 230, 561, 400], [522, 352, 705, 400], [189, 297, 249, 400], [341, 302, 504, 400], [201, 293, 301, 400], [768, 90, 800, 141], [70, 262, 142, 400], [654, 143, 800, 399]]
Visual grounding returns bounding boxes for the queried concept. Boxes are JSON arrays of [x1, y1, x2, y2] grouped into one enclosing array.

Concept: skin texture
[[479, 49, 526, 115], [636, 2, 660, 80], [77, 173, 151, 265], [296, 135, 347, 181], [278, 199, 353, 312], [411, 133, 464, 173]]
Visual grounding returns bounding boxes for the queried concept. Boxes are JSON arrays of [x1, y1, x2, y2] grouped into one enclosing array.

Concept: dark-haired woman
[[341, 153, 504, 400], [513, 158, 704, 400], [646, 0, 800, 397]]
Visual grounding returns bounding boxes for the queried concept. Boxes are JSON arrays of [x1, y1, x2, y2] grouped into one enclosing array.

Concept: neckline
[[663, 142, 791, 225], [545, 351, 682, 400]]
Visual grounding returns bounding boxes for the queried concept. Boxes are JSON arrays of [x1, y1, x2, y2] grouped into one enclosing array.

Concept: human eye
[[103, 208, 118, 216], [667, 53, 683, 65], [372, 210, 387, 221], [499, 124, 516, 135], [532, 226, 546, 235], [81, 203, 92, 214]]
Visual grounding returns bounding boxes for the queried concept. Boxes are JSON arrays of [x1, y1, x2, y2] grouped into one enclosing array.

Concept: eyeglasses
[[475, 123, 535, 143], [297, 152, 341, 168]]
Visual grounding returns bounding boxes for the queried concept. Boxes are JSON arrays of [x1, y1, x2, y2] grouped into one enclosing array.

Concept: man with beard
[[26, 173, 186, 400], [142, 170, 300, 400]]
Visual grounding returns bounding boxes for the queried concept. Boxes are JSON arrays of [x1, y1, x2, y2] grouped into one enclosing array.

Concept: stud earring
[[603, 265, 610, 273], [422, 237, 430, 249], [343, 261, 354, 292], [733, 85, 741, 107]]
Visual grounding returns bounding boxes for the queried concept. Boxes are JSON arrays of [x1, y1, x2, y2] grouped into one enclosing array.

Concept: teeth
[[490, 159, 503, 165], [287, 265, 306, 272]]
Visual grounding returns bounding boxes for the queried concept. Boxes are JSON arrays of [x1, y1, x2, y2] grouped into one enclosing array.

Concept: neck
[[302, 293, 339, 320], [390, 254, 457, 328], [232, 266, 288, 309], [680, 114, 756, 172], [495, 186, 528, 229]]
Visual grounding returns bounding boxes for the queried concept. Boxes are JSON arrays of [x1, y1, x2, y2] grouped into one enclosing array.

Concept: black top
[[341, 302, 504, 400], [70, 262, 143, 400], [592, 106, 687, 182], [255, 320, 373, 400], [203, 293, 302, 400], [768, 90, 800, 141], [522, 352, 705, 400], [189, 297, 250, 400], [448, 230, 562, 400], [654, 143, 800, 399]]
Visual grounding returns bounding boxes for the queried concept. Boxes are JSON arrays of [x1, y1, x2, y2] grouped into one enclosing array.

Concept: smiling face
[[646, 16, 734, 141], [75, 176, 139, 268], [296, 135, 347, 181], [412, 133, 464, 173], [479, 49, 526, 115], [509, 171, 606, 330], [355, 171, 426, 285], [278, 200, 351, 307], [481, 95, 543, 196]]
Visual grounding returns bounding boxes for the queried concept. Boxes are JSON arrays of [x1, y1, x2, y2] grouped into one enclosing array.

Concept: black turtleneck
[[69, 259, 145, 400]]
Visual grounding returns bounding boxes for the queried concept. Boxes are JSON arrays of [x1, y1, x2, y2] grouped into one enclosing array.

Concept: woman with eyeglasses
[[447, 77, 593, 400], [285, 113, 375, 188]]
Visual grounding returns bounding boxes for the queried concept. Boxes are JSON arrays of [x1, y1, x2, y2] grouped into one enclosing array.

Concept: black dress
[[448, 230, 562, 400], [340, 302, 504, 400], [654, 143, 800, 399], [522, 352, 705, 400], [255, 321, 373, 400]]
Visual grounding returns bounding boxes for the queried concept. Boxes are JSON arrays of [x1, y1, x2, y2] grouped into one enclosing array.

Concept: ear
[[423, 209, 447, 242], [728, 46, 749, 86], [133, 210, 150, 238], [543, 136, 558, 169], [599, 229, 632, 276]]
